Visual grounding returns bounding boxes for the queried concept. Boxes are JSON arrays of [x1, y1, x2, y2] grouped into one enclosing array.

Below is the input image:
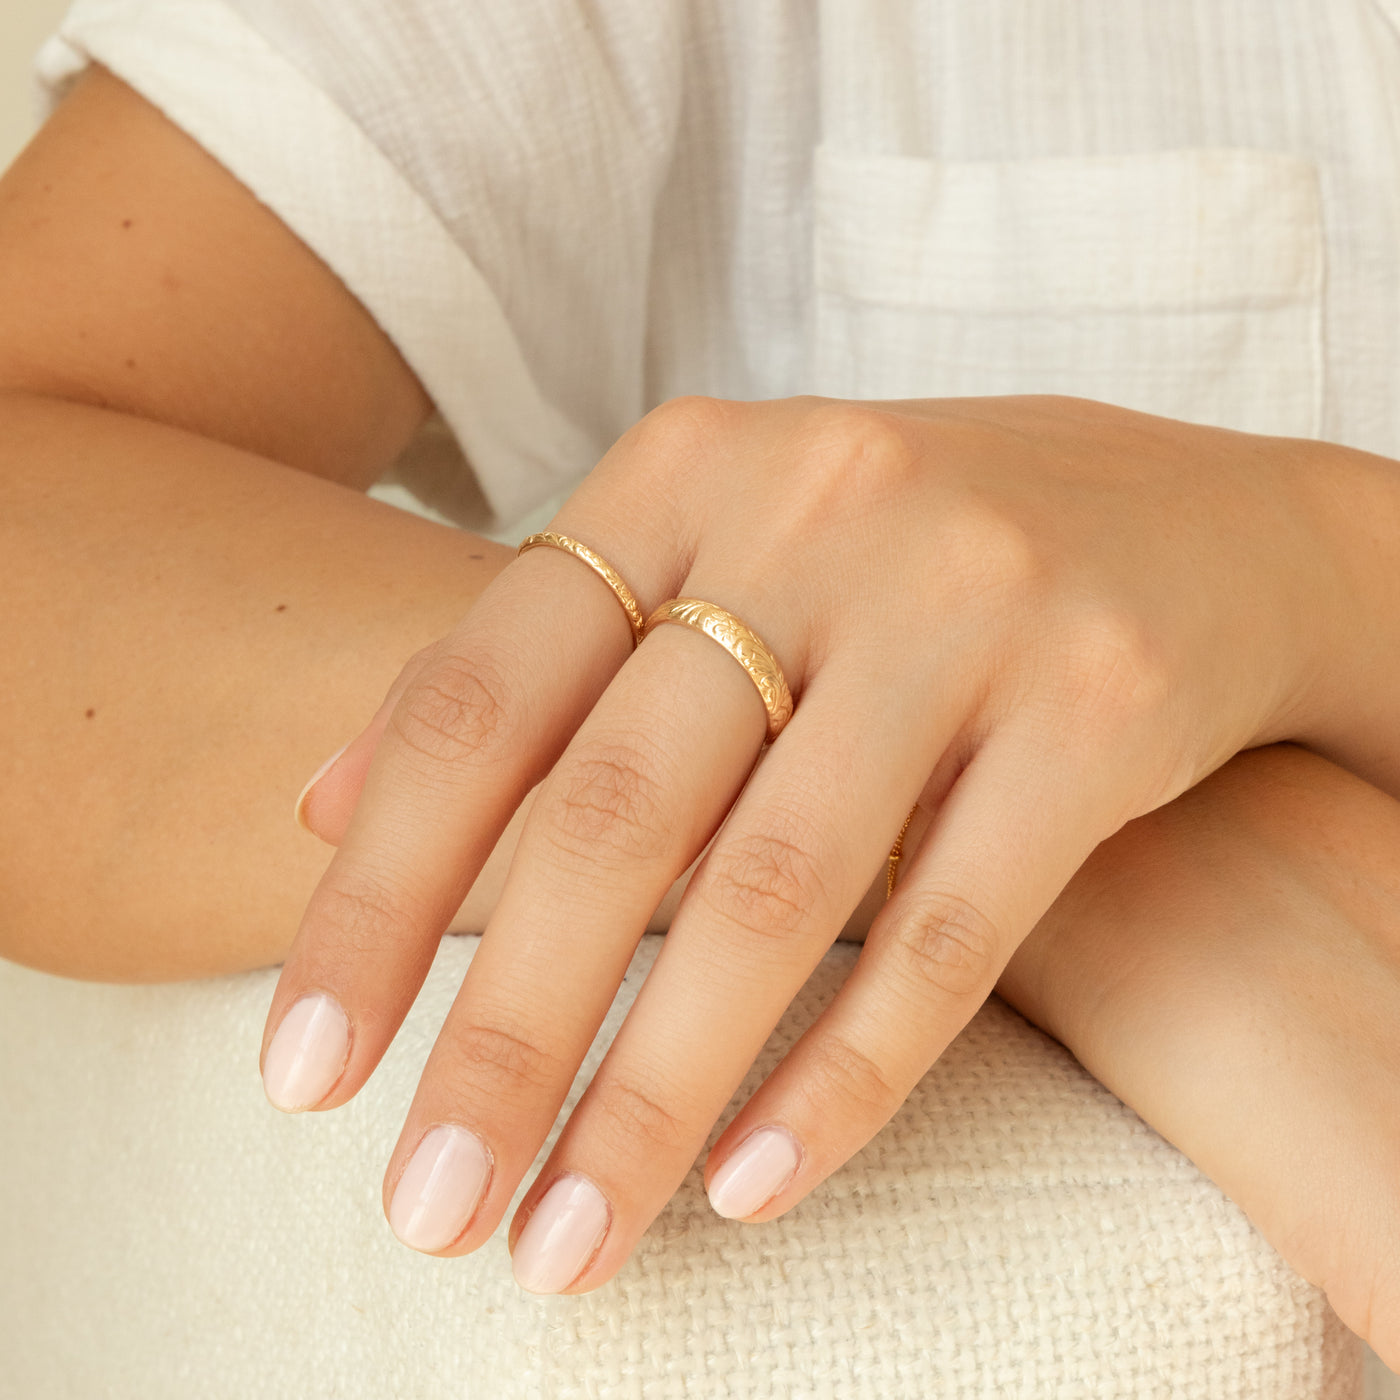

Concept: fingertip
[[706, 1124, 803, 1220], [386, 1124, 494, 1255], [511, 1174, 613, 1295], [262, 991, 351, 1112]]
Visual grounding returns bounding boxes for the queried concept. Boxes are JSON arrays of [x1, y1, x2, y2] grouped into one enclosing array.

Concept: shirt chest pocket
[[811, 146, 1325, 438]]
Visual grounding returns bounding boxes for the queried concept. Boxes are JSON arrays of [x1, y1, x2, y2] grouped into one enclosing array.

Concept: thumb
[[293, 643, 443, 844]]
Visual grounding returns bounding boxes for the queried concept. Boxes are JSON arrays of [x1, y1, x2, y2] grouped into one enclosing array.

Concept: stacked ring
[[517, 531, 647, 647], [885, 804, 919, 901], [643, 597, 794, 743], [520, 533, 913, 905]]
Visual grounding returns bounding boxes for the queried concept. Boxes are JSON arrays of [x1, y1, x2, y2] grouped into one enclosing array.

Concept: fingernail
[[707, 1125, 802, 1219], [511, 1174, 611, 1294], [389, 1125, 493, 1254], [294, 744, 349, 832], [262, 992, 350, 1112]]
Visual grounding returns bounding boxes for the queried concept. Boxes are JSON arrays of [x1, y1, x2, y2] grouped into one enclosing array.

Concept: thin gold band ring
[[518, 531, 646, 647], [643, 597, 794, 743], [885, 804, 919, 901]]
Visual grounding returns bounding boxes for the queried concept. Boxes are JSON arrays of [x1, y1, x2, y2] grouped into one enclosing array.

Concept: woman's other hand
[[1000, 741, 1400, 1372], [266, 393, 1364, 1292]]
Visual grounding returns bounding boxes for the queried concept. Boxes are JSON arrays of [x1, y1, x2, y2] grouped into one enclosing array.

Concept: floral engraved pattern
[[645, 597, 794, 740], [518, 531, 646, 645]]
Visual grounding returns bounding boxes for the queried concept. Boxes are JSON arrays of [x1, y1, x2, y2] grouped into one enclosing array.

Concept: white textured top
[[31, 0, 1400, 530]]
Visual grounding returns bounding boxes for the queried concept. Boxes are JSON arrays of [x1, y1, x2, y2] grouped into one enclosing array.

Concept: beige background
[[1, 0, 70, 171]]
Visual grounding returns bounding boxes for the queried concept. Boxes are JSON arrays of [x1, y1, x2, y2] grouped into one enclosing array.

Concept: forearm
[[990, 740, 1400, 1360], [0, 389, 521, 981], [994, 738, 1400, 1069]]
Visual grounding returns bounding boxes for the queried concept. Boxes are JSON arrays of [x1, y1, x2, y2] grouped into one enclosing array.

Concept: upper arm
[[0, 64, 432, 489]]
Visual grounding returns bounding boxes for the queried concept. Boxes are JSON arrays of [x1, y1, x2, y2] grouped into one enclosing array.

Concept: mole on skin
[[84, 709, 95, 719]]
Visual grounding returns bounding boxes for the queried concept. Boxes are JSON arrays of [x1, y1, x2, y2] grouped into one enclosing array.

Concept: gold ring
[[643, 597, 794, 742], [885, 804, 919, 901], [518, 531, 646, 647]]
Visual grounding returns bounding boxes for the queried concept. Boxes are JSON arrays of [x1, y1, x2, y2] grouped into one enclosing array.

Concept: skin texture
[[6, 63, 1400, 1366]]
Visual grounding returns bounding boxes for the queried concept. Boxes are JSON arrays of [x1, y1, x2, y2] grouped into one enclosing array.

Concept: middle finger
[[380, 605, 789, 1257]]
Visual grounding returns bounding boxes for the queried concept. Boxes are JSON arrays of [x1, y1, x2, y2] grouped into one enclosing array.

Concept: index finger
[[259, 533, 663, 1112]]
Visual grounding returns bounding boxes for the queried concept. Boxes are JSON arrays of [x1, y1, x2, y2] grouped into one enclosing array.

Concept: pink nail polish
[[511, 1174, 611, 1294], [293, 743, 349, 832], [262, 992, 350, 1112], [707, 1126, 802, 1219], [389, 1125, 493, 1254]]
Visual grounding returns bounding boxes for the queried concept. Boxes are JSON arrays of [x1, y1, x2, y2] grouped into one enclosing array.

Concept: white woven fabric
[[0, 936, 1362, 1398]]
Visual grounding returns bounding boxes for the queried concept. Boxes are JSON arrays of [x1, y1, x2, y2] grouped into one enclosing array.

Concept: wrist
[[997, 741, 1395, 1061], [1273, 435, 1400, 800], [995, 742, 1324, 1053]]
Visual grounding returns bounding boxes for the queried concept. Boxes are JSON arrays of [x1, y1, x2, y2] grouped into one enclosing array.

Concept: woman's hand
[[263, 393, 1350, 1292], [998, 741, 1400, 1372]]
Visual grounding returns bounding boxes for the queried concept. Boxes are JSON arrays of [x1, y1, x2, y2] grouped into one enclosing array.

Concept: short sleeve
[[32, 0, 685, 530]]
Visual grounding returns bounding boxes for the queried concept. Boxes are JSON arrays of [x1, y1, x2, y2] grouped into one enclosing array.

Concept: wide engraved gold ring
[[643, 597, 794, 742], [517, 531, 646, 647]]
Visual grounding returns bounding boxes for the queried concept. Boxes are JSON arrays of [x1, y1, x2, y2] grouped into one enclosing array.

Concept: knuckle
[[629, 394, 739, 460], [884, 889, 1003, 1003], [448, 1018, 560, 1097], [1058, 604, 1171, 726], [312, 870, 426, 959], [583, 396, 738, 552], [939, 499, 1042, 602], [699, 823, 830, 943], [797, 402, 917, 503], [391, 652, 517, 769], [798, 1031, 902, 1116], [803, 400, 909, 460], [543, 740, 674, 864], [401, 640, 441, 673], [586, 1072, 692, 1156]]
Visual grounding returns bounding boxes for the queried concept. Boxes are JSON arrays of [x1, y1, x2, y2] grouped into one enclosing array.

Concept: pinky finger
[[701, 728, 1126, 1222]]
